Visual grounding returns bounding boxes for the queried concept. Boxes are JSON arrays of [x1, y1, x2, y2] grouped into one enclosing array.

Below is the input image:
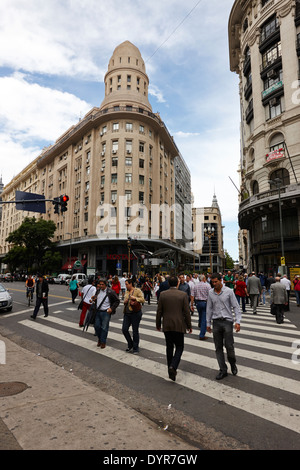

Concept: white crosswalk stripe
[[18, 299, 300, 435]]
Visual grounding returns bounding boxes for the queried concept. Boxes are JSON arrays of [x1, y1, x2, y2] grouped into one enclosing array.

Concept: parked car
[[3, 273, 13, 282], [0, 283, 13, 312], [53, 274, 71, 285], [66, 273, 87, 286]]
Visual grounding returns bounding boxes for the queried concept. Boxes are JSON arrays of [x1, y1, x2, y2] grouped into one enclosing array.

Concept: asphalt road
[[1, 281, 300, 450]]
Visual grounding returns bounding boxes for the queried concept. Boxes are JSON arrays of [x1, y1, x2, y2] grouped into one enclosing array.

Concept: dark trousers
[[122, 311, 142, 352], [33, 297, 48, 318], [164, 331, 184, 371], [212, 319, 236, 373], [274, 304, 285, 324]]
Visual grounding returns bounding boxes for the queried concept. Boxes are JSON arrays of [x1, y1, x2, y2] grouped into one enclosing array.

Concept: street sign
[[281, 257, 285, 266], [15, 191, 46, 213], [74, 260, 82, 269]]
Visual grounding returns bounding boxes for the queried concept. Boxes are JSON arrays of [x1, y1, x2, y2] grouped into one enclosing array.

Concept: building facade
[[0, 41, 194, 276], [229, 0, 300, 274], [192, 194, 225, 273]]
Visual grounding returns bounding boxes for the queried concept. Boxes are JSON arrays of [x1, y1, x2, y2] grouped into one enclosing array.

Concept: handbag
[[130, 299, 142, 312]]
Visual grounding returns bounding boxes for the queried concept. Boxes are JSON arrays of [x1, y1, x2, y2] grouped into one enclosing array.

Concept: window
[[112, 140, 118, 152], [252, 180, 259, 195], [112, 123, 119, 132], [139, 192, 144, 203], [125, 157, 132, 166], [111, 173, 117, 184], [126, 122, 133, 132], [139, 175, 145, 185], [266, 97, 283, 120], [125, 190, 132, 201], [125, 173, 132, 183], [127, 75, 131, 83], [111, 191, 117, 203], [126, 140, 132, 153], [112, 157, 118, 167], [262, 42, 281, 69], [139, 125, 145, 134], [139, 142, 144, 153], [139, 158, 144, 168], [261, 16, 279, 43], [270, 132, 284, 151], [269, 168, 290, 187]]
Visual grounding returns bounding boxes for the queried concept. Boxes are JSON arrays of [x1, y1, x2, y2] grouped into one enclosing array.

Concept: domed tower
[[100, 41, 152, 112]]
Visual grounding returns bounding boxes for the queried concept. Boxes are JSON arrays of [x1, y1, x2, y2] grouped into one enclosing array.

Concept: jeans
[[235, 294, 246, 312], [122, 311, 142, 352], [295, 291, 300, 306], [195, 300, 207, 338], [94, 310, 111, 344], [212, 319, 236, 373], [163, 331, 184, 370]]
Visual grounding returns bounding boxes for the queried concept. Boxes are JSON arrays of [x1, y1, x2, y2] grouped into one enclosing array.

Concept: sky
[[0, 0, 241, 260]]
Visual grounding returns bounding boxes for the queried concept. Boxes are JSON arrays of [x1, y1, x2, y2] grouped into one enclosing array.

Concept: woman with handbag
[[122, 278, 145, 354]]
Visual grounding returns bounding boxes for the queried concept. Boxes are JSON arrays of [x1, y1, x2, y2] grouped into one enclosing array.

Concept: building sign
[[265, 148, 285, 163], [262, 80, 283, 98]]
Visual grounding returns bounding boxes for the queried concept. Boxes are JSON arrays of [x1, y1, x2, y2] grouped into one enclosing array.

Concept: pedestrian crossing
[[17, 299, 300, 436]]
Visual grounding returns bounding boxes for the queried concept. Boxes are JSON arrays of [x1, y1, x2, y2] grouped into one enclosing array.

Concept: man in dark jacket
[[31, 274, 49, 319], [156, 276, 192, 381], [93, 278, 120, 348]]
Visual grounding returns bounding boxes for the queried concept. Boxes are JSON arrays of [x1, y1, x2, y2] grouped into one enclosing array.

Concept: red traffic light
[[62, 195, 69, 202]]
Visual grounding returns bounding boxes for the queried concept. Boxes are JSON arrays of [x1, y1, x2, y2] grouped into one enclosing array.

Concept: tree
[[224, 250, 235, 270], [5, 217, 57, 272]]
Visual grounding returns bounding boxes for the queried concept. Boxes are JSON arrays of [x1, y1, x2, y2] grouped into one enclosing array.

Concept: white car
[[54, 274, 71, 284], [0, 283, 13, 312]]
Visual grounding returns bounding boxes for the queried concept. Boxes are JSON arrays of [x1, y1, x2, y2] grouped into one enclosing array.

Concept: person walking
[[206, 273, 241, 380], [93, 279, 120, 348], [69, 275, 79, 303], [122, 278, 145, 354], [79, 278, 96, 327], [280, 274, 291, 311], [141, 275, 153, 305], [190, 274, 211, 340], [270, 277, 288, 324], [293, 275, 300, 307], [234, 275, 248, 313], [111, 275, 121, 298], [31, 274, 49, 319], [247, 272, 262, 314], [156, 275, 192, 381]]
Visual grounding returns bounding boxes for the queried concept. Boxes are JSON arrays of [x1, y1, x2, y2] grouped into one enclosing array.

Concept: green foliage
[[224, 250, 234, 270], [5, 217, 57, 272]]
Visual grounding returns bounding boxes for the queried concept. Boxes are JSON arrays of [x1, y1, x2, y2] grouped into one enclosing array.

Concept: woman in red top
[[234, 275, 248, 313], [111, 276, 121, 297], [293, 276, 300, 307]]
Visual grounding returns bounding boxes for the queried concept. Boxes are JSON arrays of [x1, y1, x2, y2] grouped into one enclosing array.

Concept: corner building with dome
[[0, 41, 193, 275], [229, 0, 300, 274]]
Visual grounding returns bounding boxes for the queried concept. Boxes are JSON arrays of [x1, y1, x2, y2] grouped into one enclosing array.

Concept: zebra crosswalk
[[17, 299, 300, 437]]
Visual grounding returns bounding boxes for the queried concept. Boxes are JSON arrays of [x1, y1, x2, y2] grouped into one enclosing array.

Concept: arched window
[[252, 180, 259, 195], [269, 168, 290, 187], [269, 132, 284, 152]]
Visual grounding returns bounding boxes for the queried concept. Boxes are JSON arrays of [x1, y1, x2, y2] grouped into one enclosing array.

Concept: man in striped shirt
[[190, 274, 211, 340]]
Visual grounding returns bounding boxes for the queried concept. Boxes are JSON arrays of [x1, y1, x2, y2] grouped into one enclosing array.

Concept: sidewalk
[[0, 333, 197, 451]]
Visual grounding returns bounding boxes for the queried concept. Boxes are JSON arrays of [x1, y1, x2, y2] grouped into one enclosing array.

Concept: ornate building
[[229, 0, 300, 273], [0, 41, 194, 275]]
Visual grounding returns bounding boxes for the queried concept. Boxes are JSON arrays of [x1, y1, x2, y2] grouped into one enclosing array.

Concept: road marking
[[19, 317, 300, 434]]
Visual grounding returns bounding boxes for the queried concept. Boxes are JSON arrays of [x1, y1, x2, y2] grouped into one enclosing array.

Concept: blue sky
[[0, 0, 241, 260]]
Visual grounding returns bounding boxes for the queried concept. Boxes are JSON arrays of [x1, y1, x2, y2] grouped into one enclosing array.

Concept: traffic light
[[60, 195, 69, 212], [53, 197, 60, 214]]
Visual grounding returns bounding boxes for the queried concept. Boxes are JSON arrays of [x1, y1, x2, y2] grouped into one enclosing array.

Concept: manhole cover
[[0, 382, 28, 397]]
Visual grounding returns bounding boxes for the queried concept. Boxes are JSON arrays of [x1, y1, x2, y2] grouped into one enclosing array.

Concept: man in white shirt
[[280, 274, 291, 311]]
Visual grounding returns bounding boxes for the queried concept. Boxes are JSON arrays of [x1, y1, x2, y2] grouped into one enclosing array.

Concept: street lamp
[[127, 237, 131, 274], [204, 226, 215, 273], [268, 177, 285, 268]]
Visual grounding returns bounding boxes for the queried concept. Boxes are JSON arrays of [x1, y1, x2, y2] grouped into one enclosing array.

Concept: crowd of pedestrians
[[27, 269, 299, 382]]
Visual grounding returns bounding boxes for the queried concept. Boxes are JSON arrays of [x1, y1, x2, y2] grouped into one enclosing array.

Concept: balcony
[[262, 80, 284, 105], [245, 99, 253, 124], [244, 77, 252, 100]]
